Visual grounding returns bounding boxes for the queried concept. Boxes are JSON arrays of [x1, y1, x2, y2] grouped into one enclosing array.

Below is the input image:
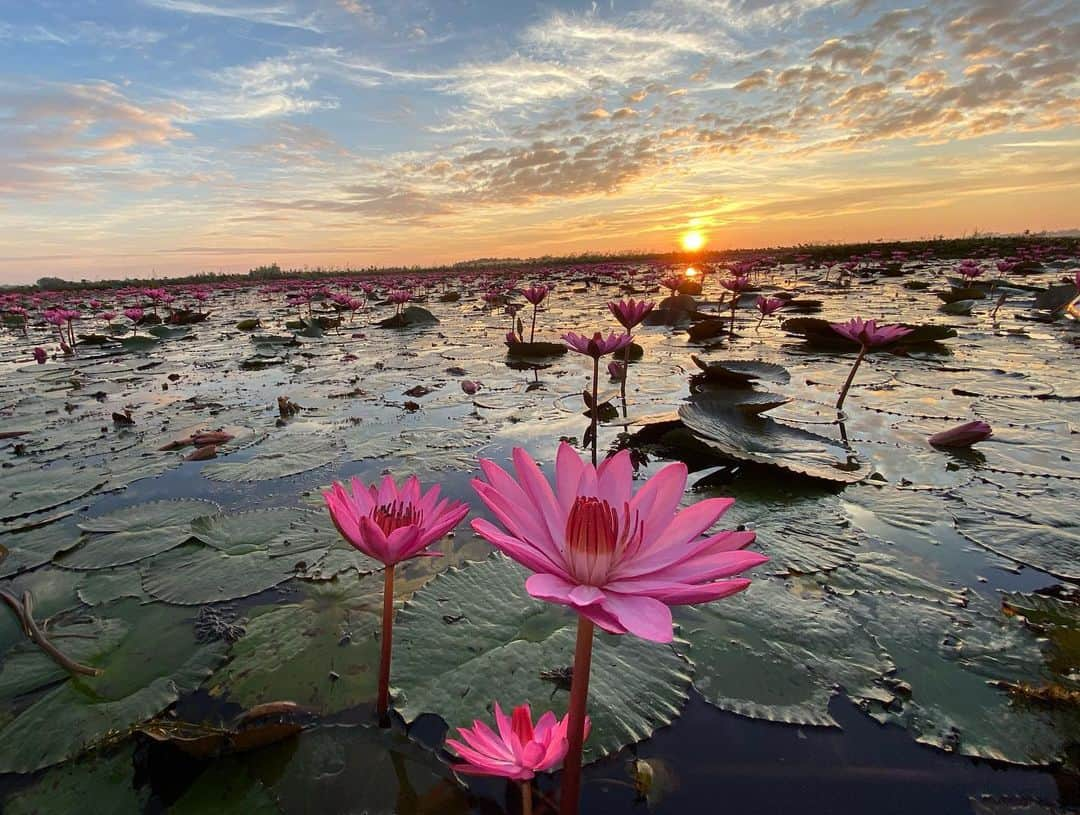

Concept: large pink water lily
[[471, 442, 766, 643], [446, 702, 587, 781], [324, 474, 469, 566], [830, 317, 913, 348]]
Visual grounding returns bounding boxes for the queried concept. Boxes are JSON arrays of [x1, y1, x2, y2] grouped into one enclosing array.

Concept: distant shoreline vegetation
[[10, 233, 1079, 293]]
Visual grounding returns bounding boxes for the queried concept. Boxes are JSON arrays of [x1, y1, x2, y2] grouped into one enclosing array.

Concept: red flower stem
[[530, 304, 538, 344], [521, 781, 533, 815], [836, 344, 867, 412], [590, 357, 599, 466], [559, 616, 595, 815], [377, 564, 395, 727]]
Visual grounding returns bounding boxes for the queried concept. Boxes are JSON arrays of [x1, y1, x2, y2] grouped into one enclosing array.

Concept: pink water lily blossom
[[608, 298, 655, 329], [323, 474, 469, 566], [471, 442, 766, 643], [755, 296, 785, 316], [562, 330, 632, 359], [446, 702, 587, 781], [830, 317, 913, 348], [521, 285, 549, 305]]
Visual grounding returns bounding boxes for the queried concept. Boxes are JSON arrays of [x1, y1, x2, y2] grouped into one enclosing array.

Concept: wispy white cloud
[[139, 0, 322, 32]]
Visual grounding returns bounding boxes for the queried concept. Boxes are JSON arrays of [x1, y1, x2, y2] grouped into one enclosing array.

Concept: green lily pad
[[209, 576, 383, 714], [0, 600, 228, 773], [202, 436, 342, 482], [854, 594, 1075, 765], [141, 542, 302, 605], [689, 356, 790, 386], [678, 395, 868, 484], [394, 555, 693, 761], [1, 745, 147, 815], [58, 499, 217, 570], [118, 334, 160, 352], [0, 617, 129, 702], [952, 489, 1080, 581], [677, 577, 891, 727], [0, 524, 82, 578], [191, 509, 303, 555], [0, 466, 109, 527]]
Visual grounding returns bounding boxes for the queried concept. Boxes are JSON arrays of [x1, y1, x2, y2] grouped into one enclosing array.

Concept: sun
[[680, 230, 706, 252]]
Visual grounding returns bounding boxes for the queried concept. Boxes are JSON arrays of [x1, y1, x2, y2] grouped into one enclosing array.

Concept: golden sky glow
[[0, 1, 1078, 283]]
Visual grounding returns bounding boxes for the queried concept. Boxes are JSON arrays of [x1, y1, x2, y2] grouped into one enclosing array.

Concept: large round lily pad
[[677, 577, 891, 727], [853, 594, 1076, 765], [952, 487, 1080, 581], [1, 746, 147, 815], [0, 600, 228, 773], [58, 499, 217, 570], [679, 395, 868, 484], [202, 436, 342, 482], [393, 555, 693, 761], [209, 576, 383, 714], [140, 542, 302, 605]]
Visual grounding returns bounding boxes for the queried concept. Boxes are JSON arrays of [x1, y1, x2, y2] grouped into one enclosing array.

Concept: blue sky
[[0, 0, 1078, 281]]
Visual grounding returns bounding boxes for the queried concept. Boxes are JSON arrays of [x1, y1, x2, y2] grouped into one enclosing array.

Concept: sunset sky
[[1, 0, 1078, 283]]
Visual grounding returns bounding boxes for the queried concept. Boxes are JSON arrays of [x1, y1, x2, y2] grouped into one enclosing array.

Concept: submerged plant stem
[[836, 344, 868, 412], [377, 565, 396, 726], [559, 616, 595, 815]]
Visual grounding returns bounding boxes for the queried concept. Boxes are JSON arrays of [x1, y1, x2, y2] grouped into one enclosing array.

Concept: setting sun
[[681, 230, 706, 252]]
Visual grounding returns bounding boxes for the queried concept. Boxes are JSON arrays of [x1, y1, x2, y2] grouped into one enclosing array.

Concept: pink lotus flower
[[721, 275, 751, 293], [471, 442, 766, 643], [461, 380, 481, 395], [123, 307, 144, 323], [32, 347, 46, 364], [659, 273, 682, 294], [929, 420, 993, 448], [521, 285, 549, 306], [323, 474, 469, 566], [830, 318, 913, 348], [755, 296, 785, 316], [562, 330, 632, 359], [446, 702, 587, 781], [388, 289, 412, 305], [607, 360, 625, 381], [608, 298, 655, 329], [325, 473, 470, 725]]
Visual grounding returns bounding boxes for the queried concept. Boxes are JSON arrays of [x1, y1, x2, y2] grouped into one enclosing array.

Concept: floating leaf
[[0, 524, 81, 578], [394, 556, 692, 760], [0, 600, 227, 773], [202, 435, 342, 482], [678, 395, 867, 484], [191, 509, 303, 555], [677, 578, 891, 727], [141, 542, 302, 605], [209, 577, 383, 714], [1, 746, 147, 815], [690, 356, 790, 386], [854, 594, 1075, 765], [0, 617, 129, 702], [0, 466, 109, 526], [58, 499, 217, 570], [952, 489, 1080, 581]]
